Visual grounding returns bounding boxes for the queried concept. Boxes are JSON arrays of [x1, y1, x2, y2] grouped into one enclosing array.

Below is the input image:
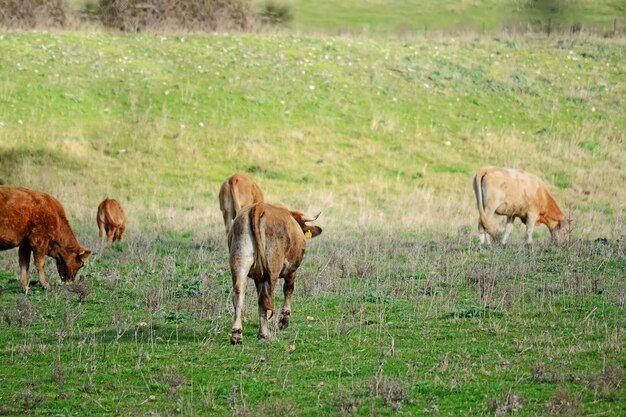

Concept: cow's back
[[99, 198, 125, 227], [0, 186, 61, 249], [229, 203, 306, 278], [481, 167, 549, 217]]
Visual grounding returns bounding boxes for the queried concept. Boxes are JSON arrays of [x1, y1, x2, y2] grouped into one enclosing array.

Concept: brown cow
[[219, 173, 264, 234], [0, 186, 92, 293], [228, 202, 322, 344], [473, 166, 570, 245], [97, 198, 126, 243]]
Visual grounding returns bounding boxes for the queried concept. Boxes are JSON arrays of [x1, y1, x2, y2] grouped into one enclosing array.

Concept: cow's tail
[[251, 203, 274, 316], [104, 201, 122, 228], [473, 169, 491, 234], [229, 176, 241, 214]]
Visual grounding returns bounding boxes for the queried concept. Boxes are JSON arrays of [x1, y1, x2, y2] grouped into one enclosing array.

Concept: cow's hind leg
[[117, 226, 125, 242], [255, 278, 276, 340], [279, 271, 296, 330], [107, 228, 115, 244], [222, 210, 233, 235], [478, 219, 492, 245], [230, 256, 253, 344], [18, 242, 31, 293], [98, 220, 106, 242]]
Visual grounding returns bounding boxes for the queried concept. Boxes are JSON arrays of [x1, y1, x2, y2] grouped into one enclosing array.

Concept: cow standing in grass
[[228, 202, 322, 344], [473, 166, 571, 245], [0, 186, 92, 293], [97, 198, 126, 243], [219, 173, 264, 234]]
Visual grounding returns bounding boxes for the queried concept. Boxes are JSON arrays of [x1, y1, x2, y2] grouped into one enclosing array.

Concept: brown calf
[[219, 173, 264, 234], [97, 198, 126, 243], [0, 186, 92, 293], [228, 202, 322, 344]]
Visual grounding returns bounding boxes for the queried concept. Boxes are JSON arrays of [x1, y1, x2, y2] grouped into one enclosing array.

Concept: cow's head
[[290, 211, 323, 239], [551, 218, 573, 245], [56, 247, 92, 282]]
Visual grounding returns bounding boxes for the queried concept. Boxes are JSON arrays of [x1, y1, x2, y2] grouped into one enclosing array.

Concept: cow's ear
[[78, 248, 92, 261], [303, 226, 322, 238]]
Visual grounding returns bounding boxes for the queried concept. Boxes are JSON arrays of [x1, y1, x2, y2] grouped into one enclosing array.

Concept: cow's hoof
[[279, 311, 291, 330], [230, 329, 243, 345], [257, 332, 271, 340]]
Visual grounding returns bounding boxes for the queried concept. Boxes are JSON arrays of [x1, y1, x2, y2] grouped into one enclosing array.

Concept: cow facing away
[[228, 203, 322, 344], [0, 186, 92, 293], [473, 167, 570, 245], [97, 198, 126, 243], [219, 173, 264, 234]]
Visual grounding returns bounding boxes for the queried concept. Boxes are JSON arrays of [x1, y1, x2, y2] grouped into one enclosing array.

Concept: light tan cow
[[219, 173, 264, 234], [97, 198, 126, 243], [228, 202, 322, 344], [473, 166, 570, 245]]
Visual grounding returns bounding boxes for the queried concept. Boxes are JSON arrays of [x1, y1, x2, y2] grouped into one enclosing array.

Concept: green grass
[[0, 235, 624, 416], [0, 28, 625, 416], [256, 0, 625, 35]]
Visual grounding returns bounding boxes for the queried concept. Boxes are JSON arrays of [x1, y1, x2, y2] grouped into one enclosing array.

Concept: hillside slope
[[0, 33, 624, 239]]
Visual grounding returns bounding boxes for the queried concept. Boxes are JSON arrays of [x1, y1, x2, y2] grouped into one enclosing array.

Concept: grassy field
[[0, 30, 625, 415], [280, 0, 626, 36]]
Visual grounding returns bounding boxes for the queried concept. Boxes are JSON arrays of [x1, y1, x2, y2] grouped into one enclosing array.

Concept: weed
[[3, 297, 38, 327], [13, 388, 45, 411], [52, 356, 66, 387], [485, 390, 524, 416], [545, 388, 581, 415], [585, 363, 624, 401], [66, 279, 93, 303]]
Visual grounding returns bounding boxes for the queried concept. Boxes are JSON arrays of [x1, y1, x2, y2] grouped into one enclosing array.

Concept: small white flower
[[180, 124, 186, 129], [0, 121, 4, 127], [591, 107, 596, 112], [308, 85, 315, 90], [392, 97, 397, 103], [165, 90, 170, 95], [198, 122, 204, 127], [423, 83, 430, 89], [18, 120, 23, 125], [443, 140, 451, 146]]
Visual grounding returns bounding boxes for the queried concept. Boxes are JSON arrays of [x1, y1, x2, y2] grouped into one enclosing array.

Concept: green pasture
[[0, 28, 624, 416]]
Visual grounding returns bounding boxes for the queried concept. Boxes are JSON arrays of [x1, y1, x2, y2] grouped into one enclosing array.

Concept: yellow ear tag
[[305, 230, 313, 238]]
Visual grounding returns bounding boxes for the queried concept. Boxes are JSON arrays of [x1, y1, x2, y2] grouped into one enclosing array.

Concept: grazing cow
[[228, 202, 322, 344], [0, 186, 92, 293], [219, 173, 264, 234], [97, 198, 126, 243], [473, 166, 570, 245]]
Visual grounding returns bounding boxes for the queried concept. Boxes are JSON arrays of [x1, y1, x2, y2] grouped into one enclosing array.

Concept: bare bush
[[3, 297, 38, 327], [0, 0, 69, 28], [92, 0, 254, 33], [258, 1, 292, 26], [67, 279, 94, 303]]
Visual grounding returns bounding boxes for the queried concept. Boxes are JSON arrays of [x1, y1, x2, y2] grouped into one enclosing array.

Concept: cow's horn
[[301, 212, 321, 222]]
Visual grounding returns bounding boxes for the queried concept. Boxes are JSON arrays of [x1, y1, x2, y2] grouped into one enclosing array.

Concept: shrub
[[259, 1, 292, 26], [0, 0, 69, 28], [91, 0, 254, 33]]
